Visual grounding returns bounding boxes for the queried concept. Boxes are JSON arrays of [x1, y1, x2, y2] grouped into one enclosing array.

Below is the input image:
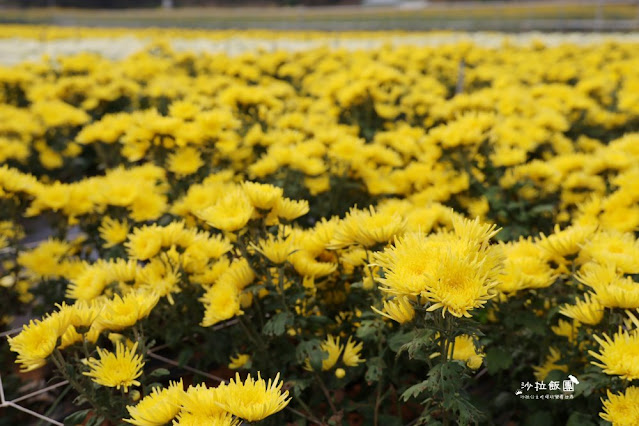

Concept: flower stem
[[313, 372, 338, 418]]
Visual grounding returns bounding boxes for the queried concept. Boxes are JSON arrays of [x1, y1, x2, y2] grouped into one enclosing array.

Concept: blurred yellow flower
[[99, 217, 130, 248]]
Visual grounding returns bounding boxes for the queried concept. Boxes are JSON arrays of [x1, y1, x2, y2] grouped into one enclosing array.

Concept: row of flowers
[[2, 31, 639, 424]]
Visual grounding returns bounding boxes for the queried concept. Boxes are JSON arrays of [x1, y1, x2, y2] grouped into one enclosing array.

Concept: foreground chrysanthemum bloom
[[216, 372, 291, 422], [83, 341, 144, 392], [589, 327, 639, 380], [600, 386, 639, 426], [180, 383, 228, 418], [125, 379, 184, 426], [374, 217, 502, 318]]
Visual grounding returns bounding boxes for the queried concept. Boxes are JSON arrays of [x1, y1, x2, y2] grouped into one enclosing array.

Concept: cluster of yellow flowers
[[124, 373, 290, 425], [3, 29, 639, 424]]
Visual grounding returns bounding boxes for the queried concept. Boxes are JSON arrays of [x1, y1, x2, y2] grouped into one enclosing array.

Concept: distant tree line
[[5, 0, 360, 7]]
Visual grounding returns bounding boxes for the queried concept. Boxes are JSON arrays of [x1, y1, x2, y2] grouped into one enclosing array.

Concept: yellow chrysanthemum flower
[[17, 238, 71, 279], [372, 296, 416, 324], [180, 383, 227, 418], [200, 281, 243, 327], [126, 225, 164, 260], [578, 231, 639, 274], [167, 147, 203, 177], [241, 181, 283, 210], [216, 372, 291, 422], [342, 337, 365, 367], [197, 187, 254, 232], [8, 313, 68, 372], [551, 319, 579, 342], [172, 412, 239, 426], [99, 217, 130, 248], [83, 341, 144, 392], [138, 257, 182, 304], [449, 335, 484, 370], [599, 386, 639, 426], [228, 353, 251, 370], [537, 224, 596, 260], [589, 327, 639, 380], [375, 217, 502, 318], [125, 380, 184, 426], [495, 238, 556, 295], [94, 290, 160, 332], [217, 258, 256, 291], [319, 334, 343, 371], [53, 300, 100, 329], [559, 293, 604, 325], [304, 334, 342, 371], [423, 245, 500, 318], [328, 206, 406, 249], [533, 347, 568, 382], [251, 232, 296, 265], [576, 262, 639, 309], [289, 250, 337, 277], [271, 197, 309, 221]]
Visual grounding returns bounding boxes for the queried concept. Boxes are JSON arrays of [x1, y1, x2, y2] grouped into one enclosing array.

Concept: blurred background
[[1, 0, 638, 31]]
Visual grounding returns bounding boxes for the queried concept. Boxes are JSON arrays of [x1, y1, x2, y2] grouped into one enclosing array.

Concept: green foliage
[[263, 312, 294, 336], [485, 347, 513, 375]]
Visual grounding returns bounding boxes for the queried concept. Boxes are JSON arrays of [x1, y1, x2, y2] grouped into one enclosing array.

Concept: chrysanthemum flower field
[[1, 27, 639, 425]]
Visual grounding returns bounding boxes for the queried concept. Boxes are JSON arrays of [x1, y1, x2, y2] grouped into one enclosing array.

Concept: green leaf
[[377, 415, 403, 426], [530, 204, 555, 215], [388, 330, 416, 353], [86, 415, 105, 426], [365, 356, 385, 383], [401, 380, 429, 401], [397, 329, 436, 360], [263, 312, 294, 336], [292, 378, 313, 398], [453, 396, 486, 426], [149, 368, 170, 377], [177, 347, 194, 367], [566, 412, 597, 426], [418, 362, 485, 425], [296, 339, 325, 371], [146, 382, 163, 390], [524, 411, 553, 426], [64, 409, 91, 426], [485, 347, 513, 375], [356, 320, 379, 342], [513, 311, 547, 335]]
